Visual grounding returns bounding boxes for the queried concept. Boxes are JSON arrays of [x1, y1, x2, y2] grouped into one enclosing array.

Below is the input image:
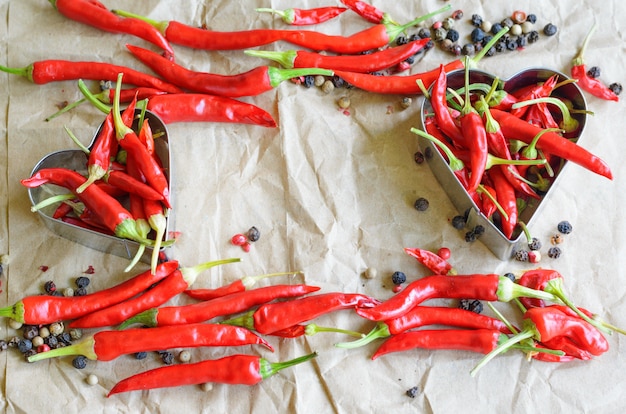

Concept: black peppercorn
[[23, 325, 39, 340], [160, 350, 174, 365], [75, 276, 90, 289], [247, 226, 261, 242], [414, 197, 429, 211], [44, 280, 56, 294], [72, 355, 88, 369], [135, 351, 148, 360], [17, 339, 33, 353]]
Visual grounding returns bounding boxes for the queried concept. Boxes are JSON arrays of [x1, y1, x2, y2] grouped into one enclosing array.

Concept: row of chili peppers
[[0, 245, 619, 395]]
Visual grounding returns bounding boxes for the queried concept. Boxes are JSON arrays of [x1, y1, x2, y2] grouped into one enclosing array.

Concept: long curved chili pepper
[[126, 44, 334, 98], [76, 111, 116, 193], [489, 165, 518, 239], [102, 170, 164, 201], [68, 258, 239, 329], [28, 323, 271, 363], [356, 274, 558, 322], [145, 93, 277, 127], [184, 271, 303, 301], [341, 0, 386, 24], [115, 5, 450, 54], [0, 261, 178, 324], [336, 306, 512, 349], [429, 64, 466, 146], [0, 59, 182, 93], [372, 329, 507, 360], [107, 352, 318, 397], [61, 216, 114, 234], [571, 24, 619, 102], [49, 0, 174, 60], [509, 75, 559, 118], [244, 38, 430, 73], [256, 6, 347, 25], [21, 167, 154, 244], [118, 284, 321, 329], [222, 293, 380, 335], [490, 108, 613, 179], [404, 247, 455, 275], [52, 200, 75, 219]]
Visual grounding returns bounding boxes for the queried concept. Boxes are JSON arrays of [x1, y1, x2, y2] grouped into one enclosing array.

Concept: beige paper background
[[1, 0, 625, 412]]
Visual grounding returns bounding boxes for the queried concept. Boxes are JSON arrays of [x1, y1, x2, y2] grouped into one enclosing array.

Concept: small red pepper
[[27, 323, 271, 363], [0, 261, 178, 324], [489, 165, 518, 239], [404, 247, 455, 275], [107, 352, 318, 396], [341, 0, 386, 24], [256, 6, 347, 25], [429, 65, 466, 146], [184, 271, 303, 301]]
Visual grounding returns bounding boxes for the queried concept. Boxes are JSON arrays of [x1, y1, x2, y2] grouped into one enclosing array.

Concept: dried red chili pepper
[[341, 0, 386, 24], [107, 352, 318, 396], [126, 44, 333, 98], [337, 306, 512, 349], [371, 329, 507, 360], [571, 24, 619, 102], [118, 284, 320, 328], [245, 38, 430, 73], [404, 247, 455, 275], [0, 261, 178, 324], [256, 6, 347, 25], [0, 59, 182, 93], [50, 0, 174, 60], [68, 258, 239, 329], [184, 271, 302, 301], [28, 323, 271, 363], [222, 292, 380, 335], [490, 108, 612, 180], [356, 274, 557, 322]]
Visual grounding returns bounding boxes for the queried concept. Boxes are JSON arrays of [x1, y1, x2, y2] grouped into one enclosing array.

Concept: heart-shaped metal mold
[[26, 110, 174, 263], [418, 68, 587, 260]]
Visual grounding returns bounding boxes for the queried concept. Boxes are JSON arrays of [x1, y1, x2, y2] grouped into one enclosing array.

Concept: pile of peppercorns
[[450, 209, 486, 243], [513, 220, 572, 262]]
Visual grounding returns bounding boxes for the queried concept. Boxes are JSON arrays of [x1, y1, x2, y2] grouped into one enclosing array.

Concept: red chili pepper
[[52, 200, 75, 219], [115, 5, 450, 54], [428, 65, 466, 146], [245, 38, 430, 73], [422, 117, 470, 187], [0, 59, 182, 93], [516, 269, 562, 309], [404, 247, 455, 275], [371, 329, 506, 360], [0, 261, 178, 324], [50, 0, 174, 60], [341, 0, 385, 24], [118, 284, 320, 328], [478, 184, 498, 218], [356, 274, 557, 322], [137, 118, 155, 155], [256, 6, 347, 25], [490, 108, 612, 180], [570, 24, 619, 102], [107, 352, 318, 397], [28, 323, 271, 363], [76, 112, 116, 193], [61, 216, 114, 234], [102, 170, 164, 201], [68, 258, 239, 329], [145, 93, 277, 127], [223, 293, 380, 335], [184, 271, 303, 301], [21, 167, 153, 244], [126, 44, 334, 98], [337, 306, 512, 349], [510, 75, 559, 118], [489, 165, 518, 239]]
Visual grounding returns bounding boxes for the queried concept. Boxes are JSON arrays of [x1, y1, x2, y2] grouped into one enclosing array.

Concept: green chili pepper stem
[[30, 193, 75, 213], [543, 278, 613, 335], [46, 97, 88, 122], [255, 7, 295, 24], [259, 352, 319, 380], [572, 23, 597, 67], [476, 184, 508, 221], [244, 49, 297, 69], [115, 218, 160, 246], [470, 330, 535, 377], [486, 302, 518, 335], [446, 87, 464, 111], [117, 307, 159, 329], [415, 79, 430, 99], [0, 301, 25, 323], [460, 56, 474, 116], [124, 218, 151, 273], [266, 66, 334, 87], [469, 26, 510, 67], [521, 127, 563, 160], [147, 212, 167, 275], [504, 166, 549, 191], [512, 97, 579, 133], [77, 79, 111, 114], [512, 298, 528, 314], [63, 126, 91, 155], [112, 9, 169, 34], [482, 77, 502, 106], [124, 243, 145, 274], [113, 73, 135, 140], [0, 63, 33, 81], [517, 221, 532, 245], [305, 323, 365, 338], [496, 276, 558, 303], [385, 4, 451, 43], [179, 258, 241, 287], [220, 310, 256, 331], [409, 127, 465, 171], [485, 154, 546, 170], [334, 322, 390, 349], [241, 271, 304, 289], [479, 96, 500, 133], [27, 336, 98, 362]]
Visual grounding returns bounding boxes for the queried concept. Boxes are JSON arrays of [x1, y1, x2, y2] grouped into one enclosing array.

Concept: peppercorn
[[433, 27, 447, 42], [451, 215, 466, 230], [511, 11, 527, 24], [557, 220, 572, 234], [459, 299, 483, 314], [491, 23, 503, 35], [514, 250, 529, 262], [23, 349, 37, 359], [470, 28, 485, 43], [135, 351, 148, 360], [505, 38, 517, 50], [587, 66, 601, 78], [521, 21, 534, 34], [321, 80, 335, 94], [17, 339, 33, 353], [406, 386, 419, 398], [22, 325, 39, 340], [464, 231, 477, 243], [303, 75, 315, 88], [331, 75, 346, 88], [510, 24, 522, 36], [413, 151, 424, 164], [440, 38, 453, 51], [396, 35, 408, 46], [461, 43, 475, 56], [609, 82, 623, 95], [160, 350, 174, 365], [49, 322, 64, 336], [543, 23, 558, 36], [246, 226, 261, 243], [86, 374, 99, 386], [418, 28, 431, 39], [495, 41, 506, 53], [75, 276, 90, 289], [337, 96, 351, 109], [548, 246, 562, 259], [68, 328, 82, 341], [31, 336, 44, 348], [45, 335, 59, 349], [442, 18, 455, 31], [7, 336, 20, 348], [473, 225, 485, 237], [501, 17, 514, 28], [470, 14, 483, 27], [44, 280, 56, 294], [516, 35, 528, 48], [445, 29, 459, 42], [401, 97, 413, 109], [526, 14, 537, 24], [179, 350, 192, 363], [414, 197, 429, 211], [527, 30, 540, 43], [63, 287, 75, 297], [451, 10, 463, 20], [313, 75, 325, 87], [528, 237, 542, 251], [37, 344, 51, 354], [0, 340, 7, 351], [481, 21, 492, 34], [550, 234, 563, 245], [72, 355, 88, 369], [503, 273, 516, 282], [391, 271, 407, 285], [363, 267, 378, 279], [408, 33, 419, 42]]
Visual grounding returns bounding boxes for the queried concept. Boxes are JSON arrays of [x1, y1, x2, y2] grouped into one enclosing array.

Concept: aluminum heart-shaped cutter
[[418, 68, 587, 260], [26, 110, 174, 263]]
